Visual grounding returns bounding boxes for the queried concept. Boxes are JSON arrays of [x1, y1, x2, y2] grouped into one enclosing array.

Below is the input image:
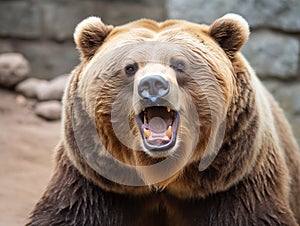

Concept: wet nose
[[138, 75, 170, 103]]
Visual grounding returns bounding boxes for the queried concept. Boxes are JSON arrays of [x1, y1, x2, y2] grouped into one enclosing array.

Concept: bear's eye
[[125, 63, 138, 76], [170, 60, 186, 72]]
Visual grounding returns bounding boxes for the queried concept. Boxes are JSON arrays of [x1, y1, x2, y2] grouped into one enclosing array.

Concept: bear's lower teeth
[[143, 126, 172, 140], [144, 128, 151, 138], [166, 126, 172, 138]]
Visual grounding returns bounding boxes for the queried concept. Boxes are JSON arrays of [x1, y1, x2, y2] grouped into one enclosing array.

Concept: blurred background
[[0, 0, 299, 225]]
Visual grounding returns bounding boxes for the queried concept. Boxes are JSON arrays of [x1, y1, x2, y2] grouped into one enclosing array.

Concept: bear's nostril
[[155, 81, 164, 89], [138, 75, 170, 102]]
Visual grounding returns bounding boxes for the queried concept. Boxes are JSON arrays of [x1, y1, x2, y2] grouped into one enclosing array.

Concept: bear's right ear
[[74, 17, 113, 60]]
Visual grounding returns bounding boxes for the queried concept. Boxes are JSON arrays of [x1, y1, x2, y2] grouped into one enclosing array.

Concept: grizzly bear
[[27, 14, 300, 226]]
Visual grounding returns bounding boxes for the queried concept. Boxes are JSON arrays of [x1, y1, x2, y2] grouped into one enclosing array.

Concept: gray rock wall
[[168, 0, 300, 145], [0, 0, 166, 79]]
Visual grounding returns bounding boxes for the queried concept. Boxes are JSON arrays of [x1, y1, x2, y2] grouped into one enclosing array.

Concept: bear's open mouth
[[136, 106, 179, 153]]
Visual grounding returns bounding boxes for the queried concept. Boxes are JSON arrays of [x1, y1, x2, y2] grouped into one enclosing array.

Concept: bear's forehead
[[97, 20, 213, 62], [108, 19, 210, 42]]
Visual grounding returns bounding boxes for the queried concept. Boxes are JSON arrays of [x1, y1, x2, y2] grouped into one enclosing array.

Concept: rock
[[35, 101, 62, 121], [43, 2, 94, 41], [15, 78, 48, 98], [262, 80, 281, 95], [263, 80, 300, 147], [100, 1, 166, 26], [41, 1, 166, 41], [292, 91, 300, 115], [235, 0, 300, 32], [37, 74, 69, 101], [291, 117, 300, 146], [263, 81, 300, 116], [242, 31, 299, 79], [167, 0, 300, 32], [167, 0, 233, 24], [0, 1, 41, 38], [15, 95, 27, 107], [0, 53, 30, 88], [0, 40, 14, 53], [16, 41, 79, 79]]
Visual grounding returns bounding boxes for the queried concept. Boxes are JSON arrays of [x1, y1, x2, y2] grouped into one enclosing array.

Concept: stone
[[37, 74, 69, 101], [263, 80, 300, 115], [0, 53, 30, 88], [101, 1, 166, 25], [0, 1, 40, 38], [262, 80, 281, 95], [242, 31, 299, 79], [35, 101, 62, 121], [167, 0, 300, 32], [0, 0, 165, 79], [263, 80, 300, 147], [236, 0, 300, 32], [167, 0, 233, 24], [291, 117, 300, 147], [0, 40, 15, 54], [292, 90, 300, 115], [15, 78, 48, 98], [41, 0, 166, 41], [42, 2, 95, 41], [16, 41, 79, 79], [15, 95, 27, 107]]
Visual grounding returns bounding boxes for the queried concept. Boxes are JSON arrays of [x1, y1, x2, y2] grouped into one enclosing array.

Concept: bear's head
[[63, 14, 250, 192]]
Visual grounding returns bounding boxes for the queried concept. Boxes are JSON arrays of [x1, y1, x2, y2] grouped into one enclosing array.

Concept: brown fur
[[27, 14, 300, 225]]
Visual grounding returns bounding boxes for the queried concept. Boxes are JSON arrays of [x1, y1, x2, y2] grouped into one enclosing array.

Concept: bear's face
[[70, 14, 250, 188]]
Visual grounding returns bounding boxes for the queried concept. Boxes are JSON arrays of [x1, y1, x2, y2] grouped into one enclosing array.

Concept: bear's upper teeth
[[144, 111, 148, 123]]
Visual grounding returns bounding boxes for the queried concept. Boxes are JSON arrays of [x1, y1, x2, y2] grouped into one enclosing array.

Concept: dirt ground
[[0, 88, 61, 226]]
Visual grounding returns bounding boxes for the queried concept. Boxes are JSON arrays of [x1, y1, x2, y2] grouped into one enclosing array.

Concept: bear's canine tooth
[[167, 107, 171, 112], [144, 128, 151, 138], [166, 126, 172, 138]]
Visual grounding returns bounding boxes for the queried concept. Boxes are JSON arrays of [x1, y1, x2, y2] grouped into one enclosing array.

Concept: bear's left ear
[[74, 17, 113, 60], [209, 14, 250, 53]]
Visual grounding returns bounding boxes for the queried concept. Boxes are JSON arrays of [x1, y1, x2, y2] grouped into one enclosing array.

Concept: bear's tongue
[[142, 117, 172, 146]]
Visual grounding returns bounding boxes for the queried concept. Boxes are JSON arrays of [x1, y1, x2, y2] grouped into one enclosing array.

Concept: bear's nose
[[138, 75, 170, 103]]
